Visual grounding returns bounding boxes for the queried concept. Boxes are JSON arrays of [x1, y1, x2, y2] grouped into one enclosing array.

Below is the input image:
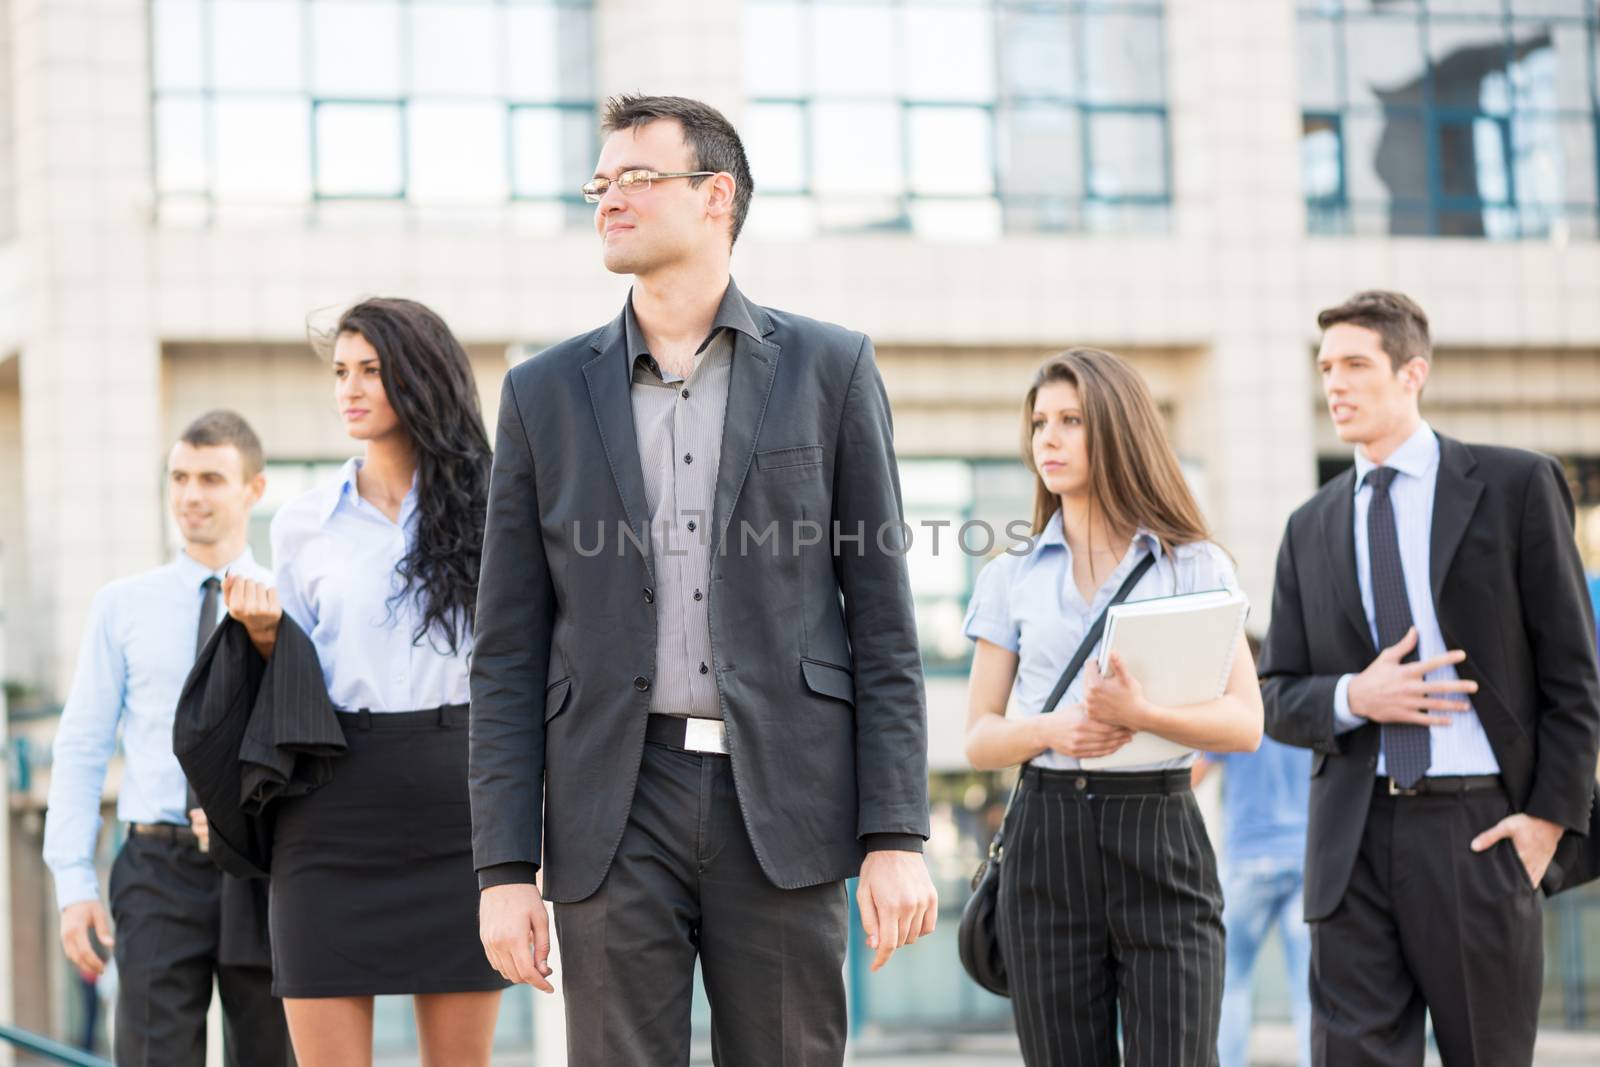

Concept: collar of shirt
[[172, 545, 258, 588], [317, 457, 419, 528], [1027, 509, 1163, 563], [1352, 420, 1438, 494], [622, 277, 765, 375]]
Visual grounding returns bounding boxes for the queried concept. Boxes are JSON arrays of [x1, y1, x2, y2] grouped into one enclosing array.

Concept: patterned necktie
[[196, 576, 222, 658], [1366, 466, 1430, 788]]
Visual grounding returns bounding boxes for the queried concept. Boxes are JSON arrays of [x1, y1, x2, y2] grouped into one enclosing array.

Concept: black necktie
[[1366, 467, 1431, 787], [196, 576, 222, 658]]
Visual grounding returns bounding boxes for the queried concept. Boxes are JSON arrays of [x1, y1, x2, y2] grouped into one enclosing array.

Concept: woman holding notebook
[[962, 348, 1263, 1067]]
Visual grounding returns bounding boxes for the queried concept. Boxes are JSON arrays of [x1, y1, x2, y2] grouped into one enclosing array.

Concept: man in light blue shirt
[[43, 411, 292, 1067]]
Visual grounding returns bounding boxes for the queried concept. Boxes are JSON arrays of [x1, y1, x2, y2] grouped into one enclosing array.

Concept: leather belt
[[128, 822, 201, 847], [646, 713, 729, 755], [1374, 774, 1503, 798]]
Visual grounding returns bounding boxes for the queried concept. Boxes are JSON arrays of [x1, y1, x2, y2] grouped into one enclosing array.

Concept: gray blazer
[[468, 281, 930, 903]]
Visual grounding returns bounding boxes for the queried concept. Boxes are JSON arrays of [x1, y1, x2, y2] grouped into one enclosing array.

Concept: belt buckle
[[684, 717, 728, 755], [1388, 778, 1421, 797]]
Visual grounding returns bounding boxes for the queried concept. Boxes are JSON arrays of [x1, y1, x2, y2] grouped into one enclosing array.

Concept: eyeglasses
[[581, 169, 716, 203]]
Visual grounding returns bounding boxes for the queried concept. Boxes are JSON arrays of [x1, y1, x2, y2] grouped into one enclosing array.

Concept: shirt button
[[634, 676, 651, 692], [683, 453, 693, 465], [643, 587, 654, 604], [681, 389, 690, 399], [693, 589, 703, 602], [699, 663, 709, 675], [687, 521, 697, 533]]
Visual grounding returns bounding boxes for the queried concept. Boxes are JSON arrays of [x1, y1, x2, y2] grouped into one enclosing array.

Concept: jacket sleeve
[[831, 334, 930, 842], [1518, 456, 1600, 834], [1259, 515, 1346, 756], [469, 372, 557, 885]]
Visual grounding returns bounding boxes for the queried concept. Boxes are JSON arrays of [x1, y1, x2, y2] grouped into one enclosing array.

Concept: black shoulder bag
[[957, 551, 1157, 997]]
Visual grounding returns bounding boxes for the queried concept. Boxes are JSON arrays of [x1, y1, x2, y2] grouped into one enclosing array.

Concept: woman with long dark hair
[[224, 298, 505, 1065], [962, 348, 1263, 1066]]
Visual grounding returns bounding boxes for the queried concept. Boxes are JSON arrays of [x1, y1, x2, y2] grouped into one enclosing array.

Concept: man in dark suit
[[468, 94, 936, 1066], [1259, 290, 1600, 1066]]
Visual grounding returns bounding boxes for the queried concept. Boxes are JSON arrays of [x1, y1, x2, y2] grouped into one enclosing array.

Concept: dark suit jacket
[[1260, 434, 1600, 920], [469, 280, 930, 903], [175, 615, 346, 880]]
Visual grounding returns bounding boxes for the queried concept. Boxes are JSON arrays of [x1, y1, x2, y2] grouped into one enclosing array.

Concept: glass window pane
[[1427, 18, 1511, 111], [1298, 17, 1341, 110], [998, 9, 1076, 99], [746, 2, 808, 97], [909, 108, 993, 196], [1302, 115, 1343, 200], [315, 103, 404, 197], [1343, 109, 1427, 216], [811, 102, 902, 195], [1553, 115, 1599, 207], [904, 6, 994, 103], [1427, 0, 1508, 13], [1533, 24, 1598, 113], [999, 105, 1084, 198], [511, 107, 592, 198], [1344, 17, 1426, 110], [152, 0, 205, 91], [810, 5, 895, 96], [1083, 13, 1164, 105], [155, 97, 208, 193], [744, 102, 808, 193], [1086, 112, 1166, 197], [409, 101, 509, 203], [1509, 0, 1589, 14], [312, 2, 404, 99], [909, 198, 1001, 240], [410, 3, 499, 97], [214, 98, 311, 201], [212, 0, 304, 93], [1437, 116, 1505, 201], [505, 7, 558, 100]]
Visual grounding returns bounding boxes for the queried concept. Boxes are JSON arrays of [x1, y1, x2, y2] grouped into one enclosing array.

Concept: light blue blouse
[[271, 458, 471, 713], [962, 511, 1243, 772]]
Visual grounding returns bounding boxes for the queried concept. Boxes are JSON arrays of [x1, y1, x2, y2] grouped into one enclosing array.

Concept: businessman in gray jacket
[[469, 94, 936, 1066]]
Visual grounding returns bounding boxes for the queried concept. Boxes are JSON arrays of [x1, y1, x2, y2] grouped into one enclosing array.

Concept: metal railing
[[0, 1024, 112, 1066]]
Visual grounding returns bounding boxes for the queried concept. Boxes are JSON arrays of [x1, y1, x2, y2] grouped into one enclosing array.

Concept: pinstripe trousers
[[997, 768, 1225, 1067]]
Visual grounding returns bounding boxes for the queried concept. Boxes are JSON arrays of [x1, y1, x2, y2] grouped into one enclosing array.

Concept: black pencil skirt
[[267, 704, 509, 998]]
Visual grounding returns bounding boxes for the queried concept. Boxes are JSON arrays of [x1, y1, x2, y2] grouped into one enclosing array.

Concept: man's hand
[[223, 575, 282, 659], [1472, 813, 1565, 889], [856, 850, 938, 974], [480, 882, 554, 992], [1032, 704, 1134, 759], [59, 900, 114, 977], [1348, 627, 1477, 726], [188, 807, 210, 853]]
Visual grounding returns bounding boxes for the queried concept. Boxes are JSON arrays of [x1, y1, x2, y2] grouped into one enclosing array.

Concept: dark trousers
[[553, 740, 849, 1067], [997, 771, 1225, 1067], [1310, 787, 1543, 1067], [108, 834, 293, 1067]]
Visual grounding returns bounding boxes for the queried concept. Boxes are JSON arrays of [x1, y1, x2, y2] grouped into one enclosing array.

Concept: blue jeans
[[1218, 856, 1311, 1067]]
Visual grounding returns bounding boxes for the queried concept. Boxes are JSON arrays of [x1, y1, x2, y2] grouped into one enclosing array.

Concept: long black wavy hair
[[327, 298, 492, 654]]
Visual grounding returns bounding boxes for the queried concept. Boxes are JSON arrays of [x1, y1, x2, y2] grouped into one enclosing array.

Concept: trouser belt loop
[[437, 704, 453, 728], [357, 708, 372, 731]]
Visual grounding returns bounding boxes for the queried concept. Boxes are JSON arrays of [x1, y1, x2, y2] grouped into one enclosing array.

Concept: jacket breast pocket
[[756, 445, 824, 482], [545, 677, 573, 724]]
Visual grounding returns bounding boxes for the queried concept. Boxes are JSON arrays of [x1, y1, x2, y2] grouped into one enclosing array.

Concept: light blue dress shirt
[[1331, 422, 1500, 776], [43, 548, 271, 909], [962, 512, 1244, 772], [271, 458, 471, 713]]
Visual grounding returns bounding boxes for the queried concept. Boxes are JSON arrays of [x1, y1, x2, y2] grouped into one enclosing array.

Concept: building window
[[1298, 0, 1600, 239], [150, 0, 597, 227], [742, 0, 1171, 238]]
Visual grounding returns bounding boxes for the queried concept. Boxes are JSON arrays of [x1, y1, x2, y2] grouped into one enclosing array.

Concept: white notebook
[[1078, 588, 1250, 770]]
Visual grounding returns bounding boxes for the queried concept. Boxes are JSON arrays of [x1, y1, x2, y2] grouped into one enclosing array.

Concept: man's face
[[167, 442, 264, 548], [592, 120, 712, 276], [1316, 322, 1427, 449]]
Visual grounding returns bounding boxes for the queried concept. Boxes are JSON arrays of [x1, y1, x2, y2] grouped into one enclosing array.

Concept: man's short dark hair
[[179, 410, 263, 478], [601, 94, 754, 246], [1316, 290, 1432, 371]]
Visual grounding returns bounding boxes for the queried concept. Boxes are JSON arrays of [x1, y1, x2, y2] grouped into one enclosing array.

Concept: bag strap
[[985, 550, 1158, 861]]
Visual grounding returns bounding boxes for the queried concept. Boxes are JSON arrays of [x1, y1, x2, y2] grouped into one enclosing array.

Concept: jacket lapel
[[1429, 434, 1484, 605], [1321, 467, 1377, 657], [711, 320, 780, 558], [583, 313, 654, 579]]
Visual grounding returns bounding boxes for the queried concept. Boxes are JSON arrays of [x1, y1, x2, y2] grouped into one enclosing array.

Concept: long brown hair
[[1023, 348, 1211, 553]]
